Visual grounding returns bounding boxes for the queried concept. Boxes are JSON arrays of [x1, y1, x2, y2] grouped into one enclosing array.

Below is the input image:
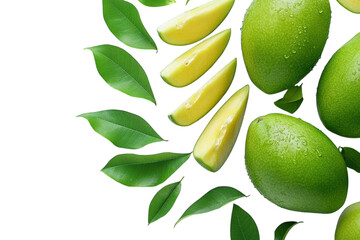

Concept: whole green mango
[[241, 0, 331, 94], [335, 202, 360, 240], [317, 33, 360, 138], [245, 113, 348, 213]]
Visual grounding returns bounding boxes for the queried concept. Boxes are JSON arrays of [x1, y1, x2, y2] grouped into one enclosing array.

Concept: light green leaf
[[103, 0, 157, 50], [186, 0, 190, 5], [275, 221, 302, 240], [274, 85, 303, 114], [340, 147, 360, 173], [148, 177, 183, 224], [78, 109, 163, 149], [230, 204, 259, 240], [102, 153, 191, 187], [139, 0, 176, 7], [175, 186, 246, 226], [86, 45, 156, 104]]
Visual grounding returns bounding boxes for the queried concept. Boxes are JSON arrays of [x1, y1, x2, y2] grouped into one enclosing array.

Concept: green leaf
[[86, 45, 156, 104], [78, 109, 163, 149], [103, 0, 157, 50], [274, 221, 302, 240], [274, 85, 303, 114], [230, 204, 259, 240], [175, 186, 246, 226], [148, 177, 183, 224], [340, 147, 360, 173], [139, 0, 176, 7], [185, 0, 190, 5], [102, 153, 190, 187]]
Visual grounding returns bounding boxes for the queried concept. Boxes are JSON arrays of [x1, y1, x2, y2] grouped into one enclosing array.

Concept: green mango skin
[[317, 33, 360, 138], [241, 0, 331, 94], [245, 113, 348, 213], [335, 202, 360, 240]]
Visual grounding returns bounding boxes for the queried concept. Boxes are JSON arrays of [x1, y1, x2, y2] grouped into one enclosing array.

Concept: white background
[[0, 0, 359, 239]]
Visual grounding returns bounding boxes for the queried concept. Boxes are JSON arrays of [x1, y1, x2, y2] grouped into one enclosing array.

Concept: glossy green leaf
[[274, 221, 302, 240], [274, 85, 303, 114], [230, 204, 259, 240], [175, 186, 246, 226], [148, 177, 183, 224], [103, 0, 157, 50], [102, 153, 191, 187], [340, 147, 360, 173], [139, 0, 176, 7], [86, 45, 156, 104], [78, 110, 163, 149]]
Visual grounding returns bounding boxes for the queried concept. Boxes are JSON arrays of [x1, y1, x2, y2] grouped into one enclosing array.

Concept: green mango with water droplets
[[245, 113, 348, 213], [241, 0, 331, 94], [317, 33, 360, 138]]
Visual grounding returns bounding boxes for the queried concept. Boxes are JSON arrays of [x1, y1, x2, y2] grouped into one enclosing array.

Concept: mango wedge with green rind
[[161, 29, 231, 87], [193, 85, 249, 172], [169, 59, 237, 126], [157, 0, 234, 45], [337, 0, 360, 13]]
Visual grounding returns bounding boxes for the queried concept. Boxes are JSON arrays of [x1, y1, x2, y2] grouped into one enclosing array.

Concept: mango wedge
[[161, 29, 231, 87], [337, 0, 360, 13], [157, 0, 234, 45], [169, 59, 237, 126], [193, 85, 249, 172]]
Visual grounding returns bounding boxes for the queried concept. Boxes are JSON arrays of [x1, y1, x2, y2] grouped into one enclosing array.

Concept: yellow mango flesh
[[157, 0, 234, 45], [169, 59, 237, 126], [193, 85, 249, 172], [338, 0, 360, 13], [161, 29, 231, 87]]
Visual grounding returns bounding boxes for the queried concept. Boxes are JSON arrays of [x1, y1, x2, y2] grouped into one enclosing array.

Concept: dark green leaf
[[148, 177, 183, 224], [274, 85, 303, 114], [230, 204, 259, 240], [86, 45, 156, 104], [103, 0, 157, 50], [275, 221, 302, 240], [102, 153, 191, 187], [175, 186, 246, 226], [139, 0, 175, 7], [78, 109, 163, 149], [340, 147, 360, 173]]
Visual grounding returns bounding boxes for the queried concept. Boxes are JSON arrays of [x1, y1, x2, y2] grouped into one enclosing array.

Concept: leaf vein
[[94, 50, 153, 100], [108, 0, 154, 48]]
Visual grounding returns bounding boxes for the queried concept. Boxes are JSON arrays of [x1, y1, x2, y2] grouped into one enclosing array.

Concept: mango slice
[[157, 0, 234, 45], [169, 59, 237, 126], [337, 0, 360, 13], [161, 29, 231, 87], [193, 85, 249, 172]]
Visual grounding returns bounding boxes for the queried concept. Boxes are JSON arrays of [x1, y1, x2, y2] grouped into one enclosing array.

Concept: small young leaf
[[102, 153, 190, 187], [274, 85, 303, 114], [148, 177, 183, 224], [139, 0, 176, 7], [86, 45, 156, 104], [275, 221, 302, 240], [175, 186, 246, 226], [340, 147, 360, 173], [78, 110, 163, 149], [230, 204, 259, 240], [103, 0, 157, 50]]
